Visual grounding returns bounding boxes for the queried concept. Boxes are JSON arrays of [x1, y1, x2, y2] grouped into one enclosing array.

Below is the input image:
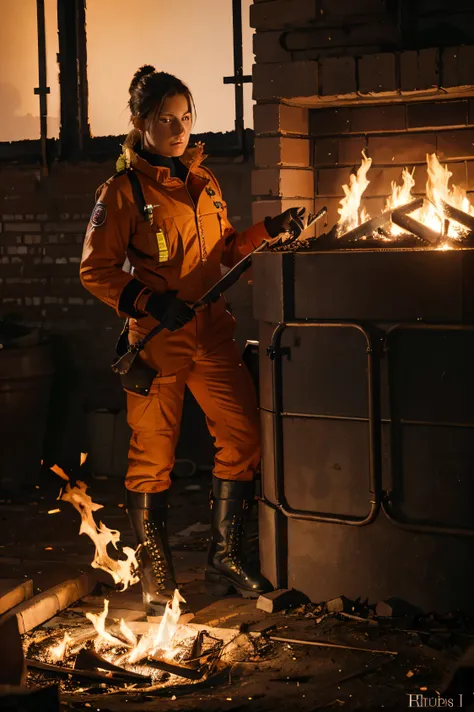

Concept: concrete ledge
[[0, 579, 33, 616], [0, 573, 96, 634]]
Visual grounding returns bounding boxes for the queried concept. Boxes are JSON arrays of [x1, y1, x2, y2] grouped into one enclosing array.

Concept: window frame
[[0, 0, 253, 166]]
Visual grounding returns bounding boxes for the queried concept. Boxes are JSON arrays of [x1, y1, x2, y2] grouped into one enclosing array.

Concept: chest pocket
[[126, 169, 179, 265], [132, 215, 180, 265]]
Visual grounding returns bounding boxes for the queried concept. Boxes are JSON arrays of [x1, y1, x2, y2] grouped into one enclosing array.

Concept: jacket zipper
[[184, 180, 208, 264]]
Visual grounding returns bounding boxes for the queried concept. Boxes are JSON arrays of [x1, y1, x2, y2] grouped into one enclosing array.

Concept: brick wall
[[311, 98, 474, 235], [251, 0, 474, 59], [250, 0, 474, 237]]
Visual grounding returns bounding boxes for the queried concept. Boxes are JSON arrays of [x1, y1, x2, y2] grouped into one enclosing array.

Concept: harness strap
[[126, 168, 147, 220]]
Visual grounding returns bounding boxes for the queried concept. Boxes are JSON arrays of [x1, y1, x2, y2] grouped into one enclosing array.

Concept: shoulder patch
[[90, 201, 107, 228]]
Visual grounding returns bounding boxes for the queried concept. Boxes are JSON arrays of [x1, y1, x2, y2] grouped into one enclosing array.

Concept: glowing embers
[[24, 608, 254, 692], [334, 152, 474, 249], [81, 591, 199, 677]]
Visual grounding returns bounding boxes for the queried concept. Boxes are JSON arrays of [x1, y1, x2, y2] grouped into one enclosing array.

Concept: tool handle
[[111, 208, 328, 376]]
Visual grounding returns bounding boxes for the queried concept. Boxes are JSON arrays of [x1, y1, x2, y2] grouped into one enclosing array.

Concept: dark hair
[[128, 65, 196, 123]]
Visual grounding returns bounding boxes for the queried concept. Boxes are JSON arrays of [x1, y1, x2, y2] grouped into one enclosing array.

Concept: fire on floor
[[0, 472, 473, 711], [14, 583, 474, 712]]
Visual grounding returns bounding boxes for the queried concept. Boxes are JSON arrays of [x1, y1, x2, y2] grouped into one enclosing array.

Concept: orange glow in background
[[0, 0, 254, 142]]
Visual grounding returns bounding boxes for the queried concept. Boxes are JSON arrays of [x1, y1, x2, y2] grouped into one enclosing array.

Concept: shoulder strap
[[126, 168, 147, 219]]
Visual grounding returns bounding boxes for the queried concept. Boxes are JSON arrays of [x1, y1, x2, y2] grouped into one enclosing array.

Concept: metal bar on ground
[[74, 648, 151, 682], [26, 658, 149, 684], [146, 658, 206, 680], [269, 636, 398, 655]]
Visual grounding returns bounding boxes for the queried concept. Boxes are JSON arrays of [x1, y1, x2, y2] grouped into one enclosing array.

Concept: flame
[[127, 589, 185, 665], [50, 632, 72, 662], [337, 150, 372, 234], [51, 464, 69, 482], [149, 588, 186, 657], [86, 599, 124, 648], [61, 481, 139, 590], [416, 153, 474, 238], [119, 618, 137, 647], [337, 151, 474, 243], [385, 167, 416, 212], [54, 476, 189, 675], [47, 453, 87, 482], [385, 167, 416, 236]]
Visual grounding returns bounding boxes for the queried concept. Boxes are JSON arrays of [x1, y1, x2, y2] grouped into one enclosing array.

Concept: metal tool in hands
[[112, 206, 327, 375]]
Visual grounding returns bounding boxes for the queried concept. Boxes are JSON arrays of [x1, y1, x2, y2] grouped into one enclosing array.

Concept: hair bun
[[129, 65, 156, 94]]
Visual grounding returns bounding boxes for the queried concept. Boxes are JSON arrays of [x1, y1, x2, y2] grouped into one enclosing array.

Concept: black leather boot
[[205, 479, 273, 598], [126, 490, 177, 616]]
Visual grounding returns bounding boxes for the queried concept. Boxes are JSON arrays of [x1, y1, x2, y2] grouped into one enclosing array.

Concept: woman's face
[[142, 93, 193, 157]]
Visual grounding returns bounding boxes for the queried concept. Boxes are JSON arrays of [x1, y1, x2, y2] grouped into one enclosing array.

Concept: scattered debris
[[257, 589, 310, 614], [375, 597, 423, 619], [338, 612, 378, 626], [326, 596, 364, 615], [268, 635, 398, 656]]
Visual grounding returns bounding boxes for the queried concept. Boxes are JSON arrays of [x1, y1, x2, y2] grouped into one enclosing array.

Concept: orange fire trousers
[[124, 302, 260, 493]]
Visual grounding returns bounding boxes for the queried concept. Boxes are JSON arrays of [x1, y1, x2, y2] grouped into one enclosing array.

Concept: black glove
[[264, 206, 308, 239], [145, 291, 195, 332]]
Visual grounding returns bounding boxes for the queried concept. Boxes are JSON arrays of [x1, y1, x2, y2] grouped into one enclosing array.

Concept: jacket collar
[[120, 142, 208, 185]]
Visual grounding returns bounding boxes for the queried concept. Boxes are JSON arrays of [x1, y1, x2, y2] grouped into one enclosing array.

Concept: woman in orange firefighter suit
[[80, 65, 309, 615]]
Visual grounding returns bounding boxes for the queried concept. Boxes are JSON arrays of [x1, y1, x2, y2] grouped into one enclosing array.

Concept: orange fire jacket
[[80, 144, 269, 319]]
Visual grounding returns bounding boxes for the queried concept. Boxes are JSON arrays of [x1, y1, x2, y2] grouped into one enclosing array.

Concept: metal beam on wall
[[35, 0, 50, 175], [223, 0, 253, 157], [57, 0, 89, 160]]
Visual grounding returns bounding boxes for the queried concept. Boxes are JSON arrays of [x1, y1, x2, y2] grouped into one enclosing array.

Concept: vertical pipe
[[57, 0, 80, 160], [75, 0, 90, 152], [231, 0, 245, 151], [36, 0, 49, 176]]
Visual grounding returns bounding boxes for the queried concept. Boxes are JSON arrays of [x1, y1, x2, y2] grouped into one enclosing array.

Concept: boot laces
[[228, 513, 245, 573], [144, 520, 167, 588]]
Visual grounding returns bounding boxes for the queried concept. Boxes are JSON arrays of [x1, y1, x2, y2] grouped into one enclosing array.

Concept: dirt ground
[[1, 469, 473, 711]]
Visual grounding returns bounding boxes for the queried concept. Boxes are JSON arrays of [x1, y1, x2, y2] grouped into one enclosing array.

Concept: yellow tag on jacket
[[156, 230, 169, 262], [80, 145, 269, 310]]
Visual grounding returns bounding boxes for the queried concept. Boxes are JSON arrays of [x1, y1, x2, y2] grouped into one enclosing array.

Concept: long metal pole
[[232, 0, 245, 150], [35, 0, 49, 176]]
